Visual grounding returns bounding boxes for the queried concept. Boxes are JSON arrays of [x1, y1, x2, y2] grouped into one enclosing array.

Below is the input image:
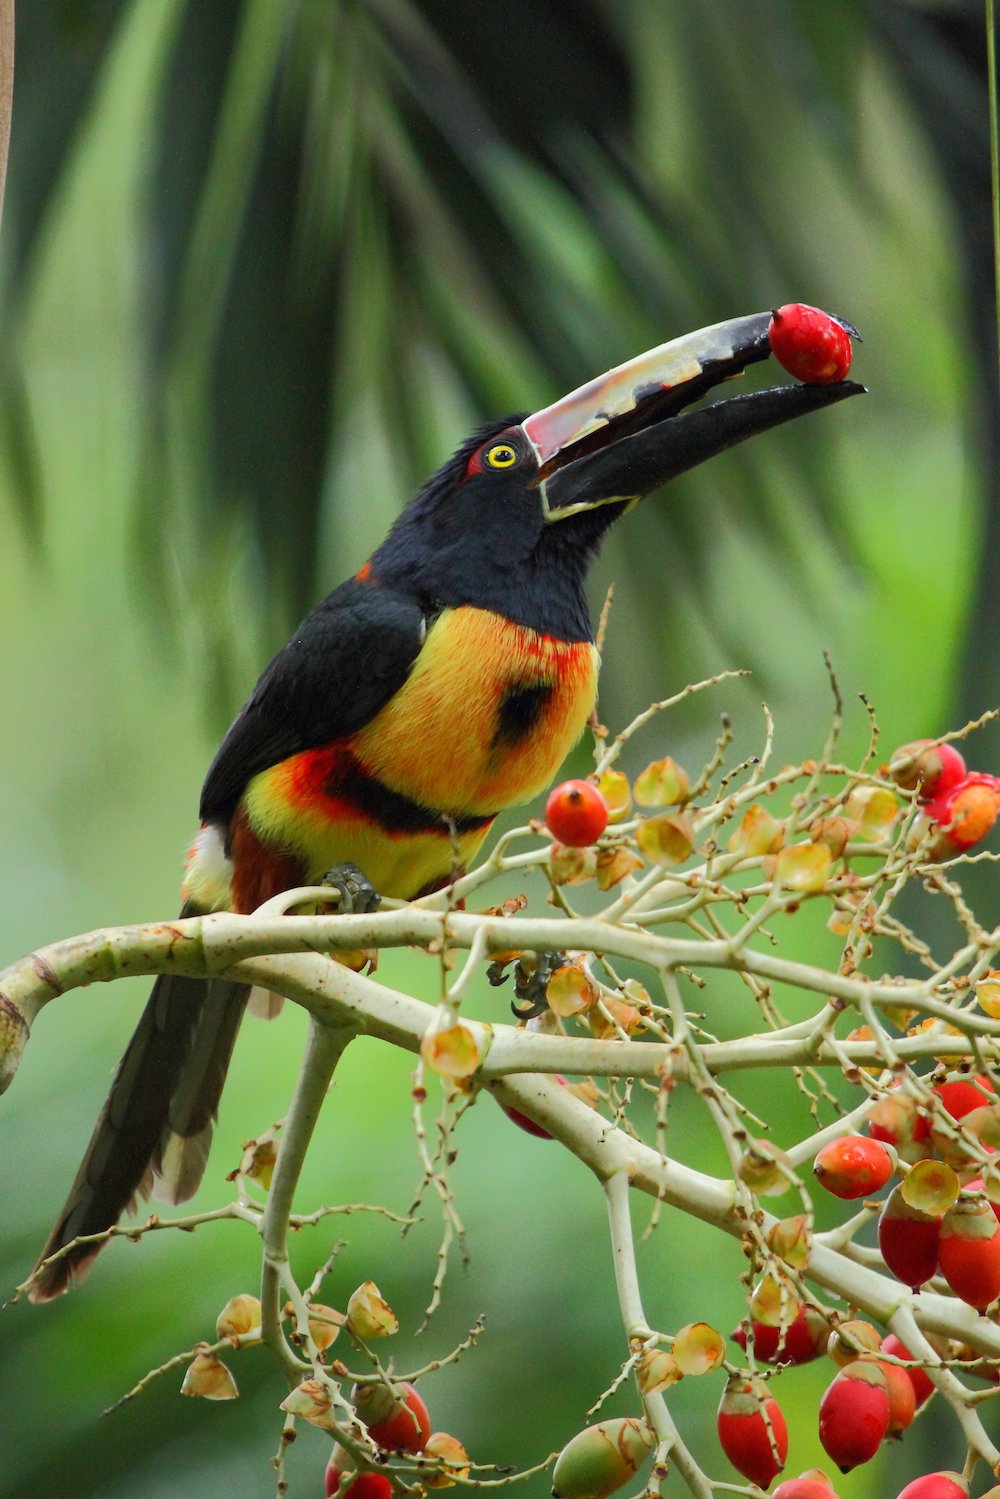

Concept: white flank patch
[[183, 822, 234, 911]]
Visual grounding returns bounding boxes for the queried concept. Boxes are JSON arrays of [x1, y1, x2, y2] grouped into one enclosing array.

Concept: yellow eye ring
[[485, 443, 518, 469]]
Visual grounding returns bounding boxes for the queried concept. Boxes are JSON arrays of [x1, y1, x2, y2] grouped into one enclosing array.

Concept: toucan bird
[[30, 310, 862, 1299]]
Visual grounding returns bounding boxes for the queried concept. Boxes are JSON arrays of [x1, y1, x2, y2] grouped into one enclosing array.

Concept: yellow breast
[[350, 607, 600, 817]]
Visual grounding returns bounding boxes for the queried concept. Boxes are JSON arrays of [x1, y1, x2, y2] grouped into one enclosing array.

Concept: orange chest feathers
[[350, 606, 600, 816]]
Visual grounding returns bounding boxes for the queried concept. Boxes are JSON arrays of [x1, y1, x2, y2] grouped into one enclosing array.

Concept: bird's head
[[371, 309, 864, 635]]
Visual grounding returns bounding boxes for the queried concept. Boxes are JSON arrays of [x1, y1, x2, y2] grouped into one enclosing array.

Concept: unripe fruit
[[635, 810, 694, 864], [818, 1361, 890, 1472], [633, 756, 690, 806], [826, 1319, 881, 1367], [353, 1381, 431, 1453], [728, 803, 785, 856], [902, 1157, 960, 1216], [732, 1305, 828, 1365], [548, 842, 597, 885], [672, 1321, 726, 1375], [895, 1475, 968, 1499], [180, 1350, 238, 1400], [216, 1292, 262, 1340], [888, 740, 966, 800], [878, 1185, 940, 1289], [937, 1194, 1000, 1309], [545, 780, 609, 847], [423, 1432, 471, 1488], [717, 1375, 788, 1489], [768, 304, 854, 384], [345, 1281, 398, 1339], [813, 1135, 893, 1199], [737, 1138, 794, 1197], [962, 1176, 1000, 1219], [776, 841, 832, 892], [879, 1334, 936, 1408], [596, 769, 631, 822], [551, 1417, 654, 1499], [767, 1214, 811, 1270], [773, 1474, 840, 1499], [303, 1302, 345, 1352]]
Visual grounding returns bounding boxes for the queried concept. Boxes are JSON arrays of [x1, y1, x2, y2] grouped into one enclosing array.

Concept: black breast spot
[[493, 681, 554, 749]]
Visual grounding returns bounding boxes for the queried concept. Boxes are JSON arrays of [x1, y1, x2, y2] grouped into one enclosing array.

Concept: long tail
[[29, 957, 246, 1301]]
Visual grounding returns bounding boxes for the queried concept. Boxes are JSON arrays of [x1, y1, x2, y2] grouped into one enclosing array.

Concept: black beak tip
[[831, 314, 862, 343]]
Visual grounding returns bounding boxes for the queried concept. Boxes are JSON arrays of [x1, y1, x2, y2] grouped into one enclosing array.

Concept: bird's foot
[[491, 949, 567, 1020], [320, 862, 382, 915]]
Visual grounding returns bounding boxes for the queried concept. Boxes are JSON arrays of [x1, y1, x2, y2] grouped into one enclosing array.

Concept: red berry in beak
[[768, 304, 854, 384]]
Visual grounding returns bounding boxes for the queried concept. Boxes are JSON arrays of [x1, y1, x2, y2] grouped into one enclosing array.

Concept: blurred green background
[[0, 1, 997, 1495]]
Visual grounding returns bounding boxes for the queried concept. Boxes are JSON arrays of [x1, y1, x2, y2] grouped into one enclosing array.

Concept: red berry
[[813, 1135, 893, 1199], [773, 1474, 840, 1499], [937, 1195, 1000, 1309], [731, 1306, 828, 1365], [717, 1375, 787, 1489], [500, 1075, 567, 1139], [888, 740, 967, 801], [878, 1185, 941, 1289], [895, 1475, 969, 1499], [933, 1073, 995, 1122], [879, 1334, 936, 1408], [818, 1362, 890, 1473], [768, 304, 853, 384], [353, 1382, 431, 1453], [545, 780, 609, 847], [325, 1470, 393, 1499]]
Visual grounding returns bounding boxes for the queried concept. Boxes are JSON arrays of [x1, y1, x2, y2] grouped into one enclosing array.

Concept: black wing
[[199, 577, 427, 824]]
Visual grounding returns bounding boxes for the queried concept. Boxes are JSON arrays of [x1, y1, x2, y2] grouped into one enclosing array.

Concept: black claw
[[320, 862, 381, 915], [509, 950, 567, 1020]]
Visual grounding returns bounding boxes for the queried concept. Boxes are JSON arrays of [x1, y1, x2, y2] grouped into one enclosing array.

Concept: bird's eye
[[485, 442, 518, 469]]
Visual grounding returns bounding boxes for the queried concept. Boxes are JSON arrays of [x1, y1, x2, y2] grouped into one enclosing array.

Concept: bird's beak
[[520, 311, 864, 522]]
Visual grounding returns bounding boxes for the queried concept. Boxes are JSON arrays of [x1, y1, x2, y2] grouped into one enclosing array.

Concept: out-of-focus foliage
[[0, 2, 994, 1496]]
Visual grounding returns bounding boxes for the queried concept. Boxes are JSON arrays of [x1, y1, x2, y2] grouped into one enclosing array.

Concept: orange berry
[[545, 780, 609, 847], [879, 1334, 936, 1408], [813, 1135, 893, 1199]]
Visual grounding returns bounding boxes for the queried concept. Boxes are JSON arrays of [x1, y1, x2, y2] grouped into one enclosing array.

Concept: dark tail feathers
[[29, 964, 245, 1301]]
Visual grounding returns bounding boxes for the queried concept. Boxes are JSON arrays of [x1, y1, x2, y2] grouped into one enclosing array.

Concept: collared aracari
[[30, 310, 862, 1299]]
